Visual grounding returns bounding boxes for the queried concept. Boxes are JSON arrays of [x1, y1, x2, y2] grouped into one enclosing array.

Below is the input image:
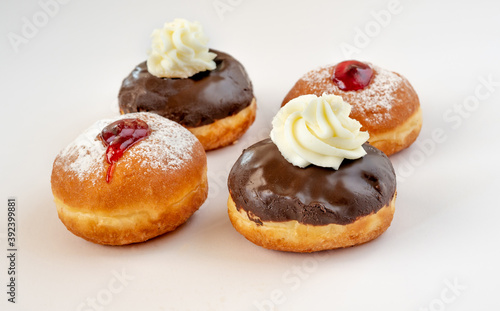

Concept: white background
[[1, 0, 500, 310]]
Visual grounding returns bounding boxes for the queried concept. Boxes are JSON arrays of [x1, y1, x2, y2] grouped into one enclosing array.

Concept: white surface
[[1, 0, 500, 310]]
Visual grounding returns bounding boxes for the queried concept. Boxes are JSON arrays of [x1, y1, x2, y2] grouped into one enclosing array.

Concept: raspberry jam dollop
[[332, 60, 374, 91], [100, 118, 150, 183]]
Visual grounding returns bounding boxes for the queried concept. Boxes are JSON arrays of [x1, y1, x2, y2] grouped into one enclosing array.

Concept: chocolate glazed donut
[[227, 139, 397, 252], [229, 139, 396, 225], [118, 49, 254, 127]]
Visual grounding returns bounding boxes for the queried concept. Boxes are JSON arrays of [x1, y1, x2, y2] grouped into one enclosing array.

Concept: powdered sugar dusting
[[300, 63, 403, 125], [56, 112, 197, 183]]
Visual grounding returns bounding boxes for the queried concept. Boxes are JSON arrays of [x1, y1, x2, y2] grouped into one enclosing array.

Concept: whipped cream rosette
[[147, 18, 217, 79], [271, 94, 369, 169]]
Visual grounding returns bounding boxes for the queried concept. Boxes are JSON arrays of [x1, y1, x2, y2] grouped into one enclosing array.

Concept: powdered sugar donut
[[282, 60, 422, 156], [51, 112, 208, 245]]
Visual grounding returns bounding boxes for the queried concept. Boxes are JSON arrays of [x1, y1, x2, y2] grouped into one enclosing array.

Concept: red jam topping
[[100, 118, 150, 183], [332, 60, 374, 91]]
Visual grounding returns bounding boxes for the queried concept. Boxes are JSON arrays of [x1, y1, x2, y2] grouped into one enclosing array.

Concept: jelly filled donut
[[282, 60, 422, 156], [51, 112, 208, 245], [228, 94, 396, 252], [119, 19, 256, 150]]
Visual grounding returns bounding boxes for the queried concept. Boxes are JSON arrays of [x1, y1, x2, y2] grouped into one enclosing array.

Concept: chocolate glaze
[[118, 49, 254, 127], [228, 139, 396, 226]]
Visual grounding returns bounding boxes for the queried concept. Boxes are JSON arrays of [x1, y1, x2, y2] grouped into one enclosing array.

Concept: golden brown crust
[[227, 194, 396, 253], [369, 107, 423, 156], [282, 65, 421, 156], [51, 113, 208, 245], [187, 98, 257, 151], [54, 171, 208, 245]]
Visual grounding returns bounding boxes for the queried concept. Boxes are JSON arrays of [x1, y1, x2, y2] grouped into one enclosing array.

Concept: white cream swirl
[[146, 19, 217, 78], [270, 94, 369, 169]]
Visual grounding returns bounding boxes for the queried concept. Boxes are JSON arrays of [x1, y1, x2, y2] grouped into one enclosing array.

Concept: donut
[[227, 140, 396, 252], [227, 94, 397, 252], [118, 18, 256, 151], [51, 112, 208, 245], [119, 50, 256, 151], [282, 60, 422, 156]]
